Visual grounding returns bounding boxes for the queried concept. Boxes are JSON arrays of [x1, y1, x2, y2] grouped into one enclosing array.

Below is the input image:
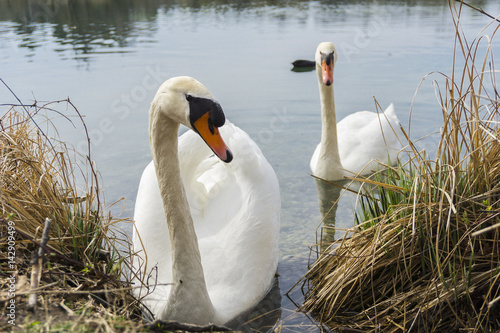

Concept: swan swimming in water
[[132, 76, 280, 326], [310, 42, 402, 180]]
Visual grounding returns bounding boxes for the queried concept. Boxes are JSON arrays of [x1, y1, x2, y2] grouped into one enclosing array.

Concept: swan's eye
[[188, 95, 226, 132], [326, 53, 333, 65], [320, 51, 334, 66]]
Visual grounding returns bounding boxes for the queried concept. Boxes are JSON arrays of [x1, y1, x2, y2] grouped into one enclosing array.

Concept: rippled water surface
[[1, 0, 499, 330]]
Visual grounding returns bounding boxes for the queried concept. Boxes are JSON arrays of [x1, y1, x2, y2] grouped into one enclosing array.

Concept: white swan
[[132, 76, 280, 326], [310, 42, 402, 180]]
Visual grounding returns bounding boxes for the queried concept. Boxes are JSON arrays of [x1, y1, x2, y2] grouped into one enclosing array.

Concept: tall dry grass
[[298, 1, 500, 332], [0, 100, 141, 331]]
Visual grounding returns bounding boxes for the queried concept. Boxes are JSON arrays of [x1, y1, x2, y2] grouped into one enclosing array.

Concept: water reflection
[[291, 59, 315, 72], [226, 276, 282, 332], [0, 0, 480, 61], [0, 0, 161, 60], [314, 178, 344, 247]]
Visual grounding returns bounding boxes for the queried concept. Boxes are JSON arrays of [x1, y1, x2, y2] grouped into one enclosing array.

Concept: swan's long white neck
[[317, 68, 343, 175], [149, 104, 216, 324]]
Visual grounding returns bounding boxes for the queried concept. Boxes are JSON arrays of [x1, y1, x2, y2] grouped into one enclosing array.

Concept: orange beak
[[321, 58, 333, 86], [192, 112, 233, 163]]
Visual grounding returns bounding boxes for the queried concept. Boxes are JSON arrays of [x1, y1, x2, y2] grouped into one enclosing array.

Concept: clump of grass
[[0, 100, 141, 331], [0, 108, 108, 266], [298, 2, 500, 332]]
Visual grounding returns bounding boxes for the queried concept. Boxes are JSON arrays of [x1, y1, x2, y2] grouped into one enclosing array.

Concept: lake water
[[1, 0, 499, 331]]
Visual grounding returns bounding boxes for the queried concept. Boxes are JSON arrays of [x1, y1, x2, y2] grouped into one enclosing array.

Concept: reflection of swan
[[132, 76, 280, 326], [310, 42, 402, 180], [314, 179, 365, 247], [314, 178, 344, 245]]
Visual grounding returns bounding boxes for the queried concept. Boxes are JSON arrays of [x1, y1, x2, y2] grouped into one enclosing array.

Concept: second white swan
[[132, 76, 280, 326], [310, 42, 402, 180]]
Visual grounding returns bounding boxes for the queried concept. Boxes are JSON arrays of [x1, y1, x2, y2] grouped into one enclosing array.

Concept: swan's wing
[[383, 103, 400, 124], [186, 122, 280, 323], [338, 105, 402, 174]]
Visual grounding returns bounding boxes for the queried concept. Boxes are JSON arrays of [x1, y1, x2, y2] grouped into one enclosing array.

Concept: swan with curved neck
[[132, 76, 280, 326], [310, 42, 402, 180]]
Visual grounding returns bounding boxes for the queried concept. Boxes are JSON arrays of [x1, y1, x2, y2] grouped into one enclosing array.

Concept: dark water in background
[[1, 0, 499, 330]]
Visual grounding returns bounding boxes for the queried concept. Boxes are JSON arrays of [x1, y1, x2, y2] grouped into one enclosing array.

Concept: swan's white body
[[310, 42, 402, 180], [132, 77, 280, 326]]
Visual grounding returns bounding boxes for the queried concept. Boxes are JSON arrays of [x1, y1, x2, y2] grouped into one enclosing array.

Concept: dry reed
[[297, 1, 500, 332], [0, 100, 141, 331]]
